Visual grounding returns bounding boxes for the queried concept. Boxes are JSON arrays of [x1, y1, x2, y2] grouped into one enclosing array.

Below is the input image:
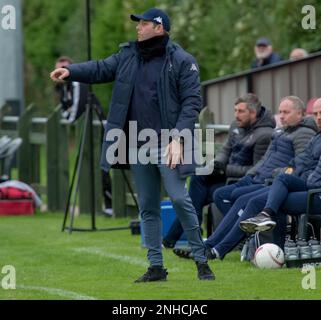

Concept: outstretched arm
[[50, 53, 120, 84]]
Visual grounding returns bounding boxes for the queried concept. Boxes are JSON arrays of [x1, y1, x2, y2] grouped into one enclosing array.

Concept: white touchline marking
[[73, 247, 180, 272], [17, 285, 97, 300], [74, 247, 148, 267]]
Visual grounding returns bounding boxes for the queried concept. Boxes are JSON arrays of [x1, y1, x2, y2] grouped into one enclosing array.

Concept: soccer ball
[[253, 243, 285, 269]]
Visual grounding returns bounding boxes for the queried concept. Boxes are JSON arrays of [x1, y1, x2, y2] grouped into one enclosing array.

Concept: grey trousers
[[130, 147, 206, 266]]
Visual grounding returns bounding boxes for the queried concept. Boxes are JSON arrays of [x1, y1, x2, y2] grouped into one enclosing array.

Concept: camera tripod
[[61, 0, 138, 233]]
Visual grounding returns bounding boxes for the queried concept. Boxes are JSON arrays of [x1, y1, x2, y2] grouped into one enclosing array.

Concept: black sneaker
[[162, 239, 175, 249], [134, 266, 168, 283], [239, 212, 276, 233], [196, 261, 215, 280], [205, 247, 217, 260], [173, 247, 193, 259]]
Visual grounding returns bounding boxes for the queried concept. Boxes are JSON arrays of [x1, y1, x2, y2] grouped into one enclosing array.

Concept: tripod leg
[[63, 101, 92, 232], [62, 127, 83, 231], [69, 183, 80, 234], [88, 103, 96, 230], [70, 102, 93, 232]]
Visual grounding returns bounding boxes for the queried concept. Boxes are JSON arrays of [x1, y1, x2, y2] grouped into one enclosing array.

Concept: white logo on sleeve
[[154, 16, 163, 24], [190, 63, 198, 72]]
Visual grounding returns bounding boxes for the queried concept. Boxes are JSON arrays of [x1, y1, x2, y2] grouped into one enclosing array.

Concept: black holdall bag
[[240, 230, 274, 262]]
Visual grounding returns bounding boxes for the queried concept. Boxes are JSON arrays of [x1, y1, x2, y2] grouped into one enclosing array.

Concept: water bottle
[[284, 239, 299, 261], [297, 238, 312, 259], [284, 237, 290, 257], [308, 237, 321, 259]]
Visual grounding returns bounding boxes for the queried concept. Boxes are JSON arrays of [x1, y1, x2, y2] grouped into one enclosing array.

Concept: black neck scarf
[[136, 35, 169, 61]]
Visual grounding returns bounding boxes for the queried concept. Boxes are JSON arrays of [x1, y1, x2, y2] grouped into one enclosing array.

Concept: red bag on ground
[[0, 187, 35, 215]]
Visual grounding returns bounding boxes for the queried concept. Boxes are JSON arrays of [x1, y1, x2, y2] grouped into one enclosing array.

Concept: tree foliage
[[22, 0, 321, 114]]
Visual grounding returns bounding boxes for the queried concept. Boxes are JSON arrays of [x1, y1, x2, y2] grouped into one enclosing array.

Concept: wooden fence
[[202, 51, 321, 124], [0, 104, 104, 215]]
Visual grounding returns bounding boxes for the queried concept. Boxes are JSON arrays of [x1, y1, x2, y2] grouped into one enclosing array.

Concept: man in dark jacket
[[163, 93, 275, 248], [50, 8, 214, 282], [251, 37, 282, 69]]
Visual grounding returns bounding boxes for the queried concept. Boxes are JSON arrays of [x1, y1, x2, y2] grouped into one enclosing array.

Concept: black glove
[[213, 161, 225, 175]]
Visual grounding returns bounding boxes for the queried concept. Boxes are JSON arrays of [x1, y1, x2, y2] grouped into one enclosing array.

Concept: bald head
[[290, 48, 308, 61], [278, 96, 305, 127], [313, 98, 321, 130]]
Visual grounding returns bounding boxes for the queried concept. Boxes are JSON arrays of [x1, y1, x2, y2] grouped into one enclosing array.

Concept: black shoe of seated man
[[173, 247, 217, 260], [239, 212, 276, 233], [196, 261, 215, 280], [134, 266, 168, 283], [173, 247, 193, 259], [205, 247, 217, 260], [162, 239, 175, 249]]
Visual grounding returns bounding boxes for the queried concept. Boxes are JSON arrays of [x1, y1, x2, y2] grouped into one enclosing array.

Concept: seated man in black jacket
[[163, 93, 275, 248]]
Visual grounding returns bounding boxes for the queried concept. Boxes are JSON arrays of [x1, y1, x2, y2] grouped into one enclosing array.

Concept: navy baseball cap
[[130, 8, 171, 32], [256, 37, 272, 46]]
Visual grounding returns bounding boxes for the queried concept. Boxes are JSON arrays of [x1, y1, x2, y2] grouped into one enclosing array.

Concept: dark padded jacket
[[293, 132, 321, 182], [247, 117, 318, 184], [214, 106, 275, 177], [66, 39, 202, 176], [251, 52, 282, 69], [307, 155, 321, 189], [293, 131, 321, 189]]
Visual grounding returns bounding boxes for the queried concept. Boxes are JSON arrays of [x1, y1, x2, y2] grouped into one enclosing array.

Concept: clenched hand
[[50, 68, 70, 83]]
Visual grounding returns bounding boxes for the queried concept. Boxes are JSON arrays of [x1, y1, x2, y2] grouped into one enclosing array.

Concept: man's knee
[[139, 198, 160, 216], [213, 185, 233, 204], [171, 195, 189, 209]]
